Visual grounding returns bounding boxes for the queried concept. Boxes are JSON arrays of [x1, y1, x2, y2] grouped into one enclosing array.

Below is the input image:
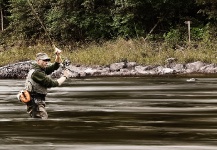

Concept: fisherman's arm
[[45, 62, 60, 75], [32, 70, 70, 87], [32, 71, 59, 88], [45, 47, 62, 74]]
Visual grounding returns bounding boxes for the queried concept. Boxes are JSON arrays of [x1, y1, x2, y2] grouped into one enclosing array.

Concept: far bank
[[1, 38, 217, 68], [1, 59, 217, 79]]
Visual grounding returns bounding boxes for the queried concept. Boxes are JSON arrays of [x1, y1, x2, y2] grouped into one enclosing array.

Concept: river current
[[1, 77, 217, 150]]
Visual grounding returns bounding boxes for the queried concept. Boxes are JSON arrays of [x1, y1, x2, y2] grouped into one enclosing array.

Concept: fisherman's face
[[37, 59, 50, 68]]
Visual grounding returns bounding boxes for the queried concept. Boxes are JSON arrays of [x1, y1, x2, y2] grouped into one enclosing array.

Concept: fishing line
[[27, 0, 55, 49], [27, 0, 76, 74]]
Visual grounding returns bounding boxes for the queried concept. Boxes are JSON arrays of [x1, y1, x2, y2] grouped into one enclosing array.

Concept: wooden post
[[184, 21, 191, 43]]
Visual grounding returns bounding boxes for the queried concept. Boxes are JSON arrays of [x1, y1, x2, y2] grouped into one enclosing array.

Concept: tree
[[0, 5, 3, 31], [0, 0, 4, 31], [196, 0, 217, 24], [3, 0, 212, 44]]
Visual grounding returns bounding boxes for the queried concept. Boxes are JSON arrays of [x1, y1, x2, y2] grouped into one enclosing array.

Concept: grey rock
[[1, 60, 217, 79], [172, 64, 186, 73], [126, 62, 137, 69], [199, 64, 217, 73], [110, 62, 125, 71], [185, 61, 206, 73]]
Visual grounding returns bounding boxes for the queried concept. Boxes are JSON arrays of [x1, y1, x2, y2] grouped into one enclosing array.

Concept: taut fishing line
[[27, 0, 74, 71]]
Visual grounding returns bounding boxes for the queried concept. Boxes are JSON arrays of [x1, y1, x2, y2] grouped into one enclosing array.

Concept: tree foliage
[[0, 0, 10, 31], [196, 0, 217, 23], [0, 0, 216, 44]]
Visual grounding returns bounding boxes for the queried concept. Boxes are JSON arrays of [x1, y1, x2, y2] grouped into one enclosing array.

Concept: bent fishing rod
[[27, 0, 55, 49], [27, 0, 76, 73]]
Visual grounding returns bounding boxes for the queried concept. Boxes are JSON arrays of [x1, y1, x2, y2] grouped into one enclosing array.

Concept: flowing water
[[1, 77, 217, 150]]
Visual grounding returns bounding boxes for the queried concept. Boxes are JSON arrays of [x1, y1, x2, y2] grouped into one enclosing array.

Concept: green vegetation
[[1, 37, 217, 67], [0, 0, 217, 67]]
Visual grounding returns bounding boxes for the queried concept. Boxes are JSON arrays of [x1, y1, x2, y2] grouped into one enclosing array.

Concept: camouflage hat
[[36, 53, 50, 61]]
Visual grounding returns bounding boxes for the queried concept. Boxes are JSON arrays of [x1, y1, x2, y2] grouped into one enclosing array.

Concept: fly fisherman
[[17, 48, 70, 119]]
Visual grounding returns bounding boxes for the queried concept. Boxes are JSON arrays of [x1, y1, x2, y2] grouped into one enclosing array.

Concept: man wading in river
[[17, 49, 70, 119]]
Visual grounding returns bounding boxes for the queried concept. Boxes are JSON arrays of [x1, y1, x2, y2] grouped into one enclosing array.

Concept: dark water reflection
[[1, 77, 217, 149]]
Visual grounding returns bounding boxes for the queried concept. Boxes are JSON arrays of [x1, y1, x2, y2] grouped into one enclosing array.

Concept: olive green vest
[[25, 69, 48, 94]]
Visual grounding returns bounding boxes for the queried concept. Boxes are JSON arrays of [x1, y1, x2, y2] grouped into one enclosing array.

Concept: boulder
[[1, 60, 217, 79], [185, 61, 206, 73]]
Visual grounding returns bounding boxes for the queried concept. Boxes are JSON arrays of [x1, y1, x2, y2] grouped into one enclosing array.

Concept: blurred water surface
[[1, 77, 217, 149]]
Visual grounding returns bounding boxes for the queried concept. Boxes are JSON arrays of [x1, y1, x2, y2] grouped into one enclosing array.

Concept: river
[[1, 77, 217, 150]]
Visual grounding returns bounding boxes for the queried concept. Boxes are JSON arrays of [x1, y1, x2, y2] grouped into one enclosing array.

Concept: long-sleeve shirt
[[31, 62, 60, 88]]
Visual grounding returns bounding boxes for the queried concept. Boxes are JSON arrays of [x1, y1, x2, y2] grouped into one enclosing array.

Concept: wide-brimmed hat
[[36, 53, 50, 61]]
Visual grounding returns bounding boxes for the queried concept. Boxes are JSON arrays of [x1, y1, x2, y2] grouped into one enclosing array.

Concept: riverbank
[[1, 38, 217, 69], [1, 59, 217, 79]]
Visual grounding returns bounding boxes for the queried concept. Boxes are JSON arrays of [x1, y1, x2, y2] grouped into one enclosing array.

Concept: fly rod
[[27, 0, 56, 50], [26, 0, 77, 73]]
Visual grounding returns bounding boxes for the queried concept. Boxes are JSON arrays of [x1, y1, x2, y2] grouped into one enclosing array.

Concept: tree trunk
[[1, 7, 3, 31]]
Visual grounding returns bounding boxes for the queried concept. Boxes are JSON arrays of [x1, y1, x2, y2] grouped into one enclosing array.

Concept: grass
[[1, 38, 217, 67]]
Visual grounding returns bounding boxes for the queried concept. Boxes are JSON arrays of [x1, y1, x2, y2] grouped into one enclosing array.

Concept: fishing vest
[[25, 69, 48, 95]]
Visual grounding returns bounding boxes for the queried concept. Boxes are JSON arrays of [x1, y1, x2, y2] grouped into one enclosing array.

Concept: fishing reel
[[62, 59, 71, 69]]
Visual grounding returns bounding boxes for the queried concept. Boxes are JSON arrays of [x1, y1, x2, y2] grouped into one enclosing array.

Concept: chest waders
[[25, 69, 48, 119]]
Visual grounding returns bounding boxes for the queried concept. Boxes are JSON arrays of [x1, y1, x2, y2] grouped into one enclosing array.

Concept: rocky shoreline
[[1, 59, 217, 79]]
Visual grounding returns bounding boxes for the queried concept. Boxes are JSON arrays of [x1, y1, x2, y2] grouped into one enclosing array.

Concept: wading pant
[[26, 93, 48, 119]]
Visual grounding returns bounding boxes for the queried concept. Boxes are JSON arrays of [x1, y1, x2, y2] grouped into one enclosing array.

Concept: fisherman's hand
[[54, 46, 62, 63], [57, 69, 70, 85], [63, 69, 70, 79], [55, 46, 62, 56]]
